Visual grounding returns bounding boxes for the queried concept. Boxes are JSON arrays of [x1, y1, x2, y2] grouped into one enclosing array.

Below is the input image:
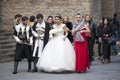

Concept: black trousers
[[32, 47, 39, 71], [14, 43, 32, 61], [102, 40, 111, 60], [98, 42, 102, 57], [87, 37, 95, 62]]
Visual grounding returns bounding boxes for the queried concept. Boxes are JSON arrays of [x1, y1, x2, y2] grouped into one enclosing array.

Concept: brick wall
[[0, 0, 120, 62], [1, 0, 120, 27], [0, 0, 102, 27], [101, 0, 120, 18]]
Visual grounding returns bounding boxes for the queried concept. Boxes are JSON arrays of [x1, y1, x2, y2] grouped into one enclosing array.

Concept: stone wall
[[0, 0, 102, 28], [0, 0, 120, 62], [90, 0, 102, 22], [114, 0, 120, 14], [101, 0, 120, 18], [1, 0, 120, 27], [101, 0, 114, 18]]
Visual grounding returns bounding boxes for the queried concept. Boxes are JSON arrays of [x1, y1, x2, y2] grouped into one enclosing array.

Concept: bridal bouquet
[[49, 29, 58, 35], [49, 29, 58, 38]]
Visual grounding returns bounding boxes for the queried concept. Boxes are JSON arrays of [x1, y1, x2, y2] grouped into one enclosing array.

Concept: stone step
[[0, 35, 13, 41], [0, 28, 15, 62], [0, 37, 8, 40], [0, 31, 13, 36], [0, 28, 6, 33], [0, 43, 16, 49], [0, 47, 15, 53], [0, 52, 14, 62], [0, 39, 15, 44]]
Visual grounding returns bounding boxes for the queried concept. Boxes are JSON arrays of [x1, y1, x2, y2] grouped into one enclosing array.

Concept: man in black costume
[[13, 16, 33, 74], [32, 13, 51, 72]]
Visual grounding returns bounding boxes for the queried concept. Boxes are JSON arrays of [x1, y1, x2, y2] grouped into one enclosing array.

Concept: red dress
[[74, 32, 90, 72]]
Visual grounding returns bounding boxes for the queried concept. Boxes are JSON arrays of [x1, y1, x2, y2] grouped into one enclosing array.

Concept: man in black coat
[[85, 15, 98, 65], [32, 14, 51, 72], [13, 16, 33, 74]]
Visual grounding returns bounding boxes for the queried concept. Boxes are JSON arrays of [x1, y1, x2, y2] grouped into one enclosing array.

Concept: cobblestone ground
[[0, 56, 120, 80]]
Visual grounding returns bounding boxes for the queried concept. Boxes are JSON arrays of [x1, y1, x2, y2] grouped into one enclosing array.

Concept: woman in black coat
[[101, 18, 112, 63], [63, 15, 73, 43]]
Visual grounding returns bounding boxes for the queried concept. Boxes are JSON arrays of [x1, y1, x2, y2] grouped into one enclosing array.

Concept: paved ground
[[0, 56, 120, 80]]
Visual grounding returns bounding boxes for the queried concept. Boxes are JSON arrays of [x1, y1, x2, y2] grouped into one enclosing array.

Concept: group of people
[[96, 13, 120, 63], [12, 12, 120, 74]]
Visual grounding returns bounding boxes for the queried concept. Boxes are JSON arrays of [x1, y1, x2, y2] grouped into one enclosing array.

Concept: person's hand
[[80, 30, 84, 33], [105, 34, 109, 37], [36, 36, 40, 39], [72, 30, 75, 36], [116, 41, 120, 45], [28, 43, 33, 46], [67, 28, 71, 32], [63, 36, 66, 41], [17, 41, 23, 44]]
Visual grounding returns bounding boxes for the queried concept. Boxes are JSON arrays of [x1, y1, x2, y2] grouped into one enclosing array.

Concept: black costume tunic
[[13, 23, 33, 61]]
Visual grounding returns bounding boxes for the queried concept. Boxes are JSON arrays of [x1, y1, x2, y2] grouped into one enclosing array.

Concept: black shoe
[[90, 62, 92, 66], [41, 69, 45, 72], [101, 59, 105, 63], [32, 68, 38, 72], [97, 57, 101, 60], [12, 71, 17, 74], [92, 58, 94, 61], [13, 61, 18, 74], [27, 69, 31, 72]]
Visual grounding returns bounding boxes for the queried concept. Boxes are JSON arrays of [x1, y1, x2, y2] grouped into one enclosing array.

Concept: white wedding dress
[[36, 24, 75, 72]]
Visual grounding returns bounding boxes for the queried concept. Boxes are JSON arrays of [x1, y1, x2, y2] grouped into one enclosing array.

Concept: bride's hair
[[55, 14, 62, 19]]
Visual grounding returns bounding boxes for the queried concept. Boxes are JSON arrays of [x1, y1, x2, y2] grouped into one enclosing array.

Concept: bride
[[36, 14, 75, 72]]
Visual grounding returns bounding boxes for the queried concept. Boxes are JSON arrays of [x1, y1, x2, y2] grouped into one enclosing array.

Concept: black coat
[[89, 21, 98, 39], [101, 24, 112, 40], [97, 23, 103, 37], [64, 21, 73, 43], [32, 21, 51, 48]]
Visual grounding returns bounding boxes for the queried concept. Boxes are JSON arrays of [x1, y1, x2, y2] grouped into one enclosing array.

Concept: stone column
[[90, 0, 102, 22], [101, 0, 115, 18], [114, 0, 120, 13]]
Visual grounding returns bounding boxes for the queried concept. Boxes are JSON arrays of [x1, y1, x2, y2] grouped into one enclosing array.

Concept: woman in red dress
[[72, 13, 90, 73]]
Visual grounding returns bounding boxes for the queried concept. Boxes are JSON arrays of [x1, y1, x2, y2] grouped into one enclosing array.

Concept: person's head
[[47, 15, 54, 24], [113, 13, 117, 18], [30, 15, 35, 22], [103, 17, 109, 25], [22, 16, 29, 26], [15, 14, 22, 22], [76, 13, 81, 22], [99, 18, 103, 24], [63, 15, 69, 22], [55, 14, 62, 25], [85, 15, 91, 22], [36, 13, 43, 23]]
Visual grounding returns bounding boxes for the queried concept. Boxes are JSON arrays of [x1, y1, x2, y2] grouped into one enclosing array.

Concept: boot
[[12, 61, 18, 74], [107, 59, 111, 63], [105, 59, 108, 63], [32, 60, 38, 72], [27, 61, 31, 72], [101, 59, 105, 63]]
